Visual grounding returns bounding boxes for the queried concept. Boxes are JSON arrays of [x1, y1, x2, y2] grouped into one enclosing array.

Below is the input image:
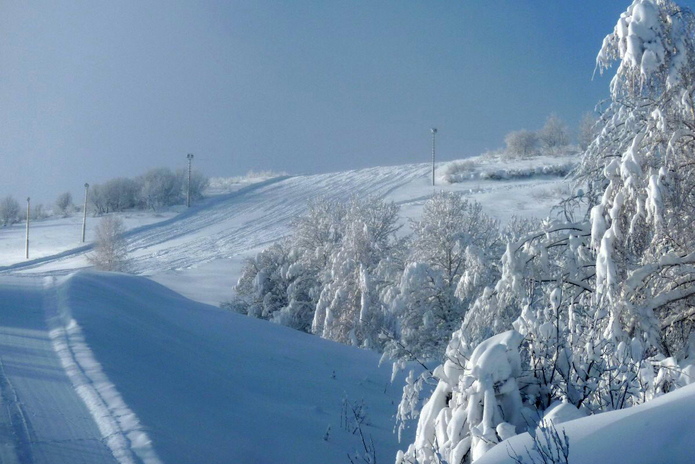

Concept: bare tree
[[88, 216, 130, 272]]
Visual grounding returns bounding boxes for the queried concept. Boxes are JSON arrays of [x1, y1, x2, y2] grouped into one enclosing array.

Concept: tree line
[[0, 166, 208, 227]]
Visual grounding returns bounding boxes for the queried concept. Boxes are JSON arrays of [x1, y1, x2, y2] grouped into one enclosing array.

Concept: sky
[[2, 0, 694, 204]]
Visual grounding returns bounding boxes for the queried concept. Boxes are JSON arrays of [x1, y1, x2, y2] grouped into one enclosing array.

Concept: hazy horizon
[[2, 0, 691, 204]]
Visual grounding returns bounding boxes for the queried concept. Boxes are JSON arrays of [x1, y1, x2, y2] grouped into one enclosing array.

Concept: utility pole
[[431, 128, 437, 186], [25, 197, 30, 260], [82, 183, 89, 243], [186, 153, 194, 207]]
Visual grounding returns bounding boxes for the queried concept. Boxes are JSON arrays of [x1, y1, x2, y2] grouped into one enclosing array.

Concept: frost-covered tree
[[386, 193, 501, 363], [577, 112, 598, 151], [313, 197, 402, 348], [88, 215, 130, 272], [102, 177, 140, 212], [138, 168, 182, 211], [539, 114, 571, 152], [0, 196, 20, 226], [176, 168, 208, 204], [55, 191, 74, 217], [399, 2, 695, 462], [505, 130, 540, 158]]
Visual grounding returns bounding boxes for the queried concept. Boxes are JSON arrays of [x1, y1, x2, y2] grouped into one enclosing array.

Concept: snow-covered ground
[[0, 272, 410, 464], [476, 382, 695, 464], [0, 158, 572, 305], [7, 156, 692, 463]]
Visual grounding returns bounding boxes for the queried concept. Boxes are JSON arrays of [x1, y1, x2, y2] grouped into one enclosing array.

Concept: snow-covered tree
[[88, 215, 130, 272], [505, 130, 539, 158], [54, 191, 74, 217], [583, 0, 695, 358], [386, 193, 501, 363], [229, 198, 349, 332], [539, 114, 571, 152], [0, 195, 20, 226], [313, 197, 402, 348], [400, 2, 695, 462]]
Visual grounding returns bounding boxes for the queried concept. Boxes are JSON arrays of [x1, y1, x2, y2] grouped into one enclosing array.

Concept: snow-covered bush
[[442, 160, 576, 184], [397, 331, 526, 464], [441, 159, 479, 183], [87, 167, 208, 215]]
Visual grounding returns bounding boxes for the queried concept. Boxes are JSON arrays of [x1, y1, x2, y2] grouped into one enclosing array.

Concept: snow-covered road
[[0, 273, 412, 463], [0, 277, 118, 463]]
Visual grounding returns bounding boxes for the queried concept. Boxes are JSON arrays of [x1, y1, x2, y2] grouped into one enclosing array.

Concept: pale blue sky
[[2, 1, 693, 203]]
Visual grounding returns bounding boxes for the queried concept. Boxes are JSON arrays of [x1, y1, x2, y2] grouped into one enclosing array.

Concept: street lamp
[[82, 183, 89, 243], [431, 128, 438, 186], [25, 197, 30, 259], [186, 153, 194, 207]]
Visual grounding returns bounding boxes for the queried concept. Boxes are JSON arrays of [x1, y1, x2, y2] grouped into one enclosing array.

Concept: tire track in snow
[[0, 163, 556, 277], [44, 277, 162, 464], [0, 357, 31, 464], [123, 164, 432, 274]]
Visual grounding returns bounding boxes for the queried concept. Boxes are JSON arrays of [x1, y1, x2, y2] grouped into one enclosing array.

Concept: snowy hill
[[0, 156, 694, 463], [0, 157, 572, 305]]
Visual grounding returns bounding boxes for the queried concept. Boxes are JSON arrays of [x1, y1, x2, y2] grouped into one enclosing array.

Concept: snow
[[0, 272, 412, 463], [477, 382, 695, 464], [0, 159, 570, 302], [9, 156, 692, 463]]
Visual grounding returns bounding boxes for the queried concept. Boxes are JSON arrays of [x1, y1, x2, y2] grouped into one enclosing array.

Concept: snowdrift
[[53, 271, 410, 464], [476, 382, 695, 464]]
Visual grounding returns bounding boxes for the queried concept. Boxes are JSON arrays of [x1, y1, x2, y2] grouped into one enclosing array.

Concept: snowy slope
[[0, 159, 571, 304], [0, 272, 414, 464]]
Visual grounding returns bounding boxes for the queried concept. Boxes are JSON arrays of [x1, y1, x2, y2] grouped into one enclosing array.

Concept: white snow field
[[9, 157, 692, 463]]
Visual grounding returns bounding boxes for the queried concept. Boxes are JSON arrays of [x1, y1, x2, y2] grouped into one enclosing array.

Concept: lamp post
[[25, 197, 30, 260], [186, 153, 194, 207], [82, 183, 89, 243], [431, 128, 437, 186]]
